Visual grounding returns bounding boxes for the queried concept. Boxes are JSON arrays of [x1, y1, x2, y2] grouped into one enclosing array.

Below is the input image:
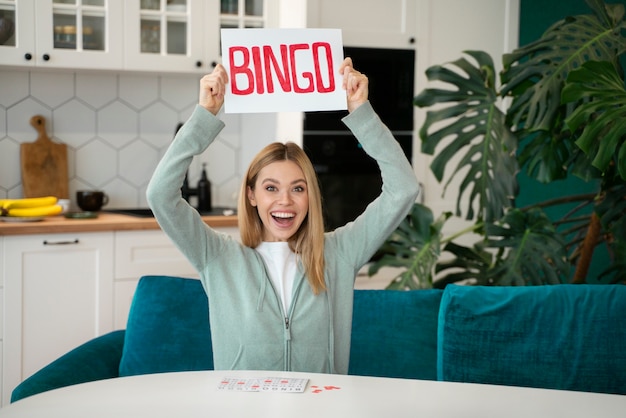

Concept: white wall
[[414, 0, 519, 241]]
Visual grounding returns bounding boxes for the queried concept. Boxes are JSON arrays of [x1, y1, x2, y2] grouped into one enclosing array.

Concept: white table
[[1, 370, 625, 417]]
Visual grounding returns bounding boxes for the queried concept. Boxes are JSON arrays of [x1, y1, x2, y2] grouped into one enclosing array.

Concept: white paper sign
[[220, 28, 346, 114]]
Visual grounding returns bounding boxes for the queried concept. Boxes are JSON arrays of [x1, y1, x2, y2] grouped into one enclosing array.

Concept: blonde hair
[[238, 142, 326, 294]]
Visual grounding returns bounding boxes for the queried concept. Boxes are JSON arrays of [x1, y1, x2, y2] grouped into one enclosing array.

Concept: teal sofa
[[10, 275, 626, 403]]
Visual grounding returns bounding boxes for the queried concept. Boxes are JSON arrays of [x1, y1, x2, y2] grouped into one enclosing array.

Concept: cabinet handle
[[195, 60, 203, 68], [43, 239, 80, 246], [409, 37, 415, 44], [24, 53, 33, 61], [42, 54, 50, 61]]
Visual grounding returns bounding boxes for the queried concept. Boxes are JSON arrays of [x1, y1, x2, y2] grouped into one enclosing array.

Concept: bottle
[[197, 163, 212, 212], [181, 172, 191, 202]]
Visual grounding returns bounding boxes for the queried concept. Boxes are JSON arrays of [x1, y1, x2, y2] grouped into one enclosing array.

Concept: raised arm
[[146, 65, 229, 271], [327, 58, 420, 270]]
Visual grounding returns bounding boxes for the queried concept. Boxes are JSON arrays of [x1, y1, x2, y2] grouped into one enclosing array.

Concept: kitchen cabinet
[[0, 224, 238, 405], [1, 0, 276, 73], [0, 0, 124, 69], [2, 232, 114, 406], [306, 0, 417, 49], [123, 0, 220, 73], [124, 0, 277, 73]]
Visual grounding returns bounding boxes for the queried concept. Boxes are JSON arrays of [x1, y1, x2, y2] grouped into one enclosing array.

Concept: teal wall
[[516, 0, 625, 282]]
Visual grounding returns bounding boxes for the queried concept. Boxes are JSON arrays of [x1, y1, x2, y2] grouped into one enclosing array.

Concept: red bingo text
[[228, 42, 335, 95]]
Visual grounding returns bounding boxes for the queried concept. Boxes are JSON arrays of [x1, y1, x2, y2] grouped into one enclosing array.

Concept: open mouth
[[272, 212, 295, 225]]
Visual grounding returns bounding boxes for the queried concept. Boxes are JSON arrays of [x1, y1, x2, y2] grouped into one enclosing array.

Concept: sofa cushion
[[119, 276, 214, 377], [438, 284, 626, 394], [349, 289, 443, 380]]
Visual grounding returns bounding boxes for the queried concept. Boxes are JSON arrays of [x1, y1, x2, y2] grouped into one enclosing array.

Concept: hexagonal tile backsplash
[[0, 69, 279, 210]]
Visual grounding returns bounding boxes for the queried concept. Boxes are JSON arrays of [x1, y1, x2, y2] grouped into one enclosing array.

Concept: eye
[[265, 185, 277, 192], [293, 185, 305, 192]]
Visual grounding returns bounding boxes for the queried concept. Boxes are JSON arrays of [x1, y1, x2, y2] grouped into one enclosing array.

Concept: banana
[[2, 204, 63, 217], [0, 196, 58, 210]]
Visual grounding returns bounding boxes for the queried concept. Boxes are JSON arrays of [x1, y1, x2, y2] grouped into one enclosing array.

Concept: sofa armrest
[[11, 330, 126, 403]]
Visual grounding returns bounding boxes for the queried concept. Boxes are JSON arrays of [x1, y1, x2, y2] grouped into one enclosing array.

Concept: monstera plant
[[370, 0, 626, 289]]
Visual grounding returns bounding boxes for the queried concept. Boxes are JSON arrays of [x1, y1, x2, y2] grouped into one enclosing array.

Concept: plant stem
[[442, 222, 484, 245], [572, 212, 602, 284], [519, 193, 597, 211]]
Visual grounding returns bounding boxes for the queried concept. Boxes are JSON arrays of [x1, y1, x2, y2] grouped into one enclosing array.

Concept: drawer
[[114, 230, 198, 279]]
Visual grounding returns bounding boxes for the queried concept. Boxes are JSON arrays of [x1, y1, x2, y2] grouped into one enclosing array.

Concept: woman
[[146, 58, 419, 374]]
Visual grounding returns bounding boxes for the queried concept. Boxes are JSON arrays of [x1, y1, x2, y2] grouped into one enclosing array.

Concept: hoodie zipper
[[283, 312, 291, 371], [283, 300, 293, 371], [283, 271, 305, 371], [285, 317, 291, 336]]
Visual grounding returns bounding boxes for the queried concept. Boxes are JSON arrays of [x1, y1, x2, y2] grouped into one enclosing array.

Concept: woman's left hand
[[339, 57, 369, 113]]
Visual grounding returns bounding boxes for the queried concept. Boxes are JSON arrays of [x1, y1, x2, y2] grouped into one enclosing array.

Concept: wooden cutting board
[[20, 115, 69, 199]]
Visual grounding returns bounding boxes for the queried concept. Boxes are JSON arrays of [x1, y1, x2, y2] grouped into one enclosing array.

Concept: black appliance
[[303, 46, 415, 231]]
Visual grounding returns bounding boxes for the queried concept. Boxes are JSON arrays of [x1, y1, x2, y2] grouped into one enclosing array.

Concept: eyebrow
[[261, 177, 307, 185]]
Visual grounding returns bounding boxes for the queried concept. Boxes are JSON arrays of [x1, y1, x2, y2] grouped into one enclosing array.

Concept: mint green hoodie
[[147, 102, 419, 374]]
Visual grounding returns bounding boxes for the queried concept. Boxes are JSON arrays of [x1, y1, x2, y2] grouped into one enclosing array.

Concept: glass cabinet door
[[51, 0, 106, 51], [0, 1, 16, 47], [139, 0, 188, 55], [220, 0, 265, 29], [0, 0, 36, 66], [35, 0, 123, 69], [125, 0, 219, 72]]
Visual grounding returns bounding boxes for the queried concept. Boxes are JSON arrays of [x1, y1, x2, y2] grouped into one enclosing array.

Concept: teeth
[[272, 212, 295, 219]]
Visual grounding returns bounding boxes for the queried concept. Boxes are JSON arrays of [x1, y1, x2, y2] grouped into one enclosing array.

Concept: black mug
[[76, 190, 109, 212]]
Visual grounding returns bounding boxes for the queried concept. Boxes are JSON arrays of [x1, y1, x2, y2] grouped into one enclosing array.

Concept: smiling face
[[247, 160, 310, 242]]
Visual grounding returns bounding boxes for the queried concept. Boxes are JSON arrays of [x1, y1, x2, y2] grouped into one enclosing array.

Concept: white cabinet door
[[0, 0, 123, 69], [307, 0, 417, 49], [0, 0, 36, 67], [34, 0, 124, 69], [2, 232, 114, 406], [124, 0, 219, 73], [115, 229, 199, 279]]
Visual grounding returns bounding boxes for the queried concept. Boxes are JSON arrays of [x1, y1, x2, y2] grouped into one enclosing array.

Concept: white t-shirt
[[255, 241, 297, 314]]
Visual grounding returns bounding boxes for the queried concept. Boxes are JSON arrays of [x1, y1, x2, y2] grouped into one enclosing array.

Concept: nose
[[277, 190, 293, 205]]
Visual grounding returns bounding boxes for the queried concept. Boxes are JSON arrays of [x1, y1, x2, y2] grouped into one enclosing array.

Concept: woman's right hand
[[199, 64, 229, 115], [340, 57, 368, 113]]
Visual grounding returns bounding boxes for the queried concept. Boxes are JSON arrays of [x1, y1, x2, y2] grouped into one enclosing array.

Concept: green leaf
[[518, 130, 573, 183], [434, 242, 495, 287], [482, 208, 570, 285], [501, 2, 626, 133], [415, 50, 518, 222], [369, 204, 451, 289], [562, 60, 626, 179]]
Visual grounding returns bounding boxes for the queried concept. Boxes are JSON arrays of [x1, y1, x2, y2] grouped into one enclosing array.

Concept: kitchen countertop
[[0, 212, 238, 236]]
